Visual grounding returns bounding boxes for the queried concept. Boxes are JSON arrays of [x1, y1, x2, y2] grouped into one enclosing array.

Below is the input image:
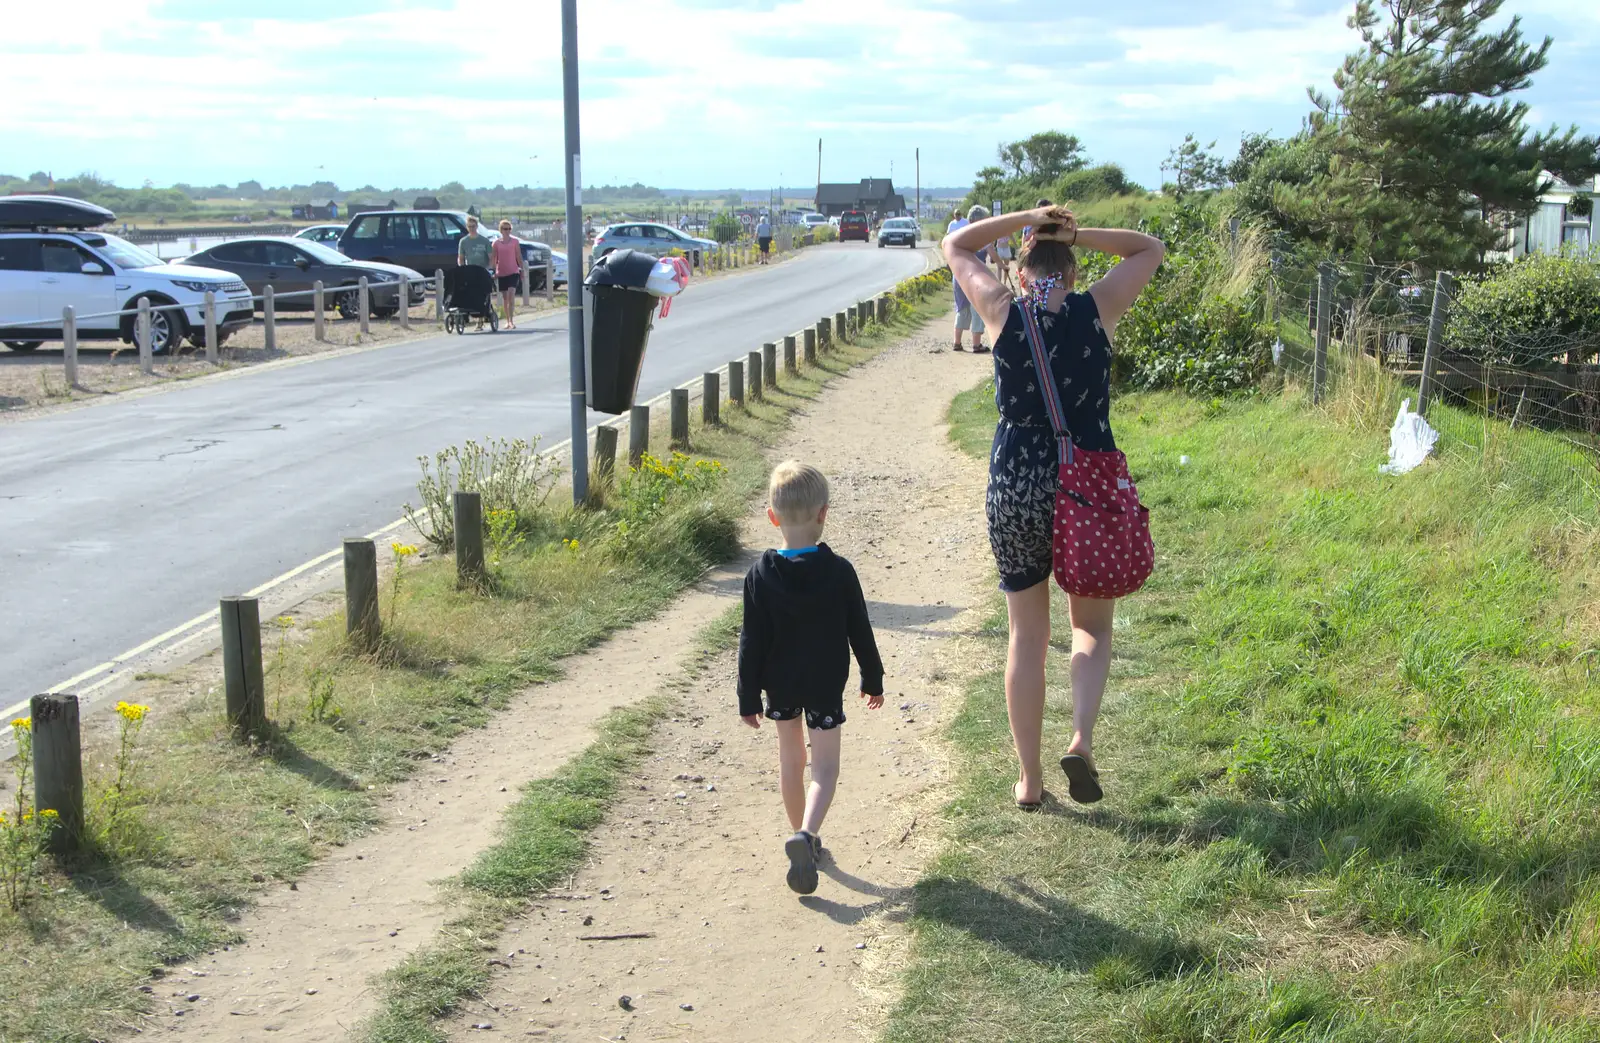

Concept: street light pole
[[561, 0, 588, 506]]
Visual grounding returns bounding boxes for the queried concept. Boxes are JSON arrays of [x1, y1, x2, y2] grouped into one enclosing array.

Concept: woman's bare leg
[[1004, 581, 1052, 803], [1066, 595, 1115, 768]]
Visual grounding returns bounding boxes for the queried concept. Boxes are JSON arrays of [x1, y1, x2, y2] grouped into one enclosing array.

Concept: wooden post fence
[[203, 292, 219, 362], [818, 318, 831, 351], [748, 351, 764, 401], [629, 404, 650, 467], [343, 538, 380, 652], [220, 596, 267, 739], [62, 306, 78, 387], [263, 285, 276, 352], [670, 387, 690, 447], [137, 297, 153, 374], [594, 425, 619, 485], [837, 310, 849, 342], [358, 277, 370, 335], [399, 278, 410, 329], [30, 694, 83, 853], [1313, 264, 1333, 405], [803, 327, 817, 364], [312, 282, 325, 342], [452, 491, 485, 586], [1418, 271, 1453, 415], [703, 371, 721, 425], [783, 334, 797, 375], [729, 358, 745, 406], [435, 269, 445, 322], [762, 342, 777, 388]]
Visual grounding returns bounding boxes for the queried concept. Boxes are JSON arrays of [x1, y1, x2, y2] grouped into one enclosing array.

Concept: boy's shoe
[[785, 831, 819, 894]]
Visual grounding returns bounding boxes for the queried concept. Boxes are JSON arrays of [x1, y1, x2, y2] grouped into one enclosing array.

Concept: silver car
[[592, 222, 717, 266]]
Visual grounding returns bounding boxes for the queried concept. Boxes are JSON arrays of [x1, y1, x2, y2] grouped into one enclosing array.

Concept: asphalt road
[[0, 244, 930, 704]]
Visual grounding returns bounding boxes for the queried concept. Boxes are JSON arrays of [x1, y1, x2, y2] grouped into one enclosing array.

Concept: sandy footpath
[[126, 318, 995, 1042]]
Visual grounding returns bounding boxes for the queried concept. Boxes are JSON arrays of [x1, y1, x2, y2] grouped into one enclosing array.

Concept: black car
[[337, 210, 555, 289], [184, 238, 424, 319]]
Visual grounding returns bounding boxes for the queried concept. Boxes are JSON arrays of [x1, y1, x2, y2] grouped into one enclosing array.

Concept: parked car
[[800, 213, 829, 230], [838, 210, 870, 242], [294, 224, 347, 249], [338, 210, 560, 289], [1, 195, 254, 354], [592, 223, 717, 266], [184, 237, 425, 319], [876, 216, 919, 248]]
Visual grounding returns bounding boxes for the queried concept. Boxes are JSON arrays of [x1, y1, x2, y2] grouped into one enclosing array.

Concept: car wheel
[[4, 341, 42, 353], [337, 289, 361, 319], [121, 302, 185, 355]]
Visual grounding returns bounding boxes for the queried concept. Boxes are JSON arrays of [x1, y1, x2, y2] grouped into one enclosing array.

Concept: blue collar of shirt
[[776, 545, 819, 558]]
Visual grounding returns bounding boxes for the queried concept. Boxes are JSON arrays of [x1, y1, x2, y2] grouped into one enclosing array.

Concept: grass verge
[[357, 605, 741, 1043], [885, 379, 1600, 1042], [0, 275, 952, 1043]]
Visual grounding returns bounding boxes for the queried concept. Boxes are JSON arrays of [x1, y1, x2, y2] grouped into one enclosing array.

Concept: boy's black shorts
[[764, 698, 845, 730]]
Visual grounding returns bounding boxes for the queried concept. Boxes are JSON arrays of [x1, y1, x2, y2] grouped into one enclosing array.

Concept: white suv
[[1, 197, 255, 354]]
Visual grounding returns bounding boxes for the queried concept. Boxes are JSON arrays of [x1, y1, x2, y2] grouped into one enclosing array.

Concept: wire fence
[[1269, 256, 1600, 513]]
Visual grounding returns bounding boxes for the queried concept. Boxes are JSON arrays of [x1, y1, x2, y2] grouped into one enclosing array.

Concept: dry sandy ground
[[124, 319, 995, 1042]]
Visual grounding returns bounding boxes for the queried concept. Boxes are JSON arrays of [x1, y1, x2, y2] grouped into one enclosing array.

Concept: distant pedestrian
[[493, 219, 525, 329], [756, 214, 773, 264], [739, 461, 884, 895], [457, 215, 493, 271], [951, 204, 992, 352]]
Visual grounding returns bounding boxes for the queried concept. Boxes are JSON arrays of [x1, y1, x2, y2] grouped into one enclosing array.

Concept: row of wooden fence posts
[[24, 284, 911, 854]]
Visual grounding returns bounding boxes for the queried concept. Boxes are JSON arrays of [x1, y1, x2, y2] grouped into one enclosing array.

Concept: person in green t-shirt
[[457, 215, 493, 270]]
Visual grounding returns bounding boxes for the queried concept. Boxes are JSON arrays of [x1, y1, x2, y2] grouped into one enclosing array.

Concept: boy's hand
[[741, 714, 762, 729], [863, 691, 883, 710]]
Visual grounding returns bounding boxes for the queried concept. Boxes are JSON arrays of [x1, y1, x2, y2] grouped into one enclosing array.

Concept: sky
[[2, 0, 1597, 194]]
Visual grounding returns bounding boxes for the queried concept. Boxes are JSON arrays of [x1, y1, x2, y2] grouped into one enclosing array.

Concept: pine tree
[[1287, 0, 1599, 269]]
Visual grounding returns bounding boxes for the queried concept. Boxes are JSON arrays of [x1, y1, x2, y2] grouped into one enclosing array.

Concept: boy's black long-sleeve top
[[737, 543, 884, 717]]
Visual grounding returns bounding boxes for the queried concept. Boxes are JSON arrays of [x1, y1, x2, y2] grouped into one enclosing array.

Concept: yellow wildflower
[[115, 701, 149, 723], [563, 538, 580, 552], [40, 809, 59, 820], [10, 717, 29, 732], [391, 542, 419, 558]]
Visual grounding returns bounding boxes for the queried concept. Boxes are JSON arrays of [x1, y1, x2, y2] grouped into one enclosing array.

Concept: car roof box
[[0, 194, 116, 230]]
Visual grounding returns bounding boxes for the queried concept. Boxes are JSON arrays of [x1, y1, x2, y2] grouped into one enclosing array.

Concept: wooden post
[[594, 425, 618, 485], [30, 694, 83, 853], [763, 342, 778, 387], [263, 285, 276, 352], [312, 281, 325, 342], [399, 277, 410, 329], [703, 372, 720, 426], [877, 295, 889, 324], [358, 277, 370, 335], [837, 310, 849, 342], [62, 306, 78, 387], [628, 404, 650, 467], [343, 538, 380, 651], [748, 351, 764, 401], [1418, 271, 1452, 415], [219, 596, 267, 739], [670, 388, 689, 447], [201, 292, 218, 362], [818, 317, 831, 351], [137, 297, 153, 374], [783, 334, 797, 375], [545, 262, 555, 301], [729, 358, 745, 406], [452, 491, 485, 586], [803, 326, 817, 364], [848, 305, 859, 334], [435, 269, 445, 322], [1313, 264, 1333, 405], [521, 264, 530, 308]]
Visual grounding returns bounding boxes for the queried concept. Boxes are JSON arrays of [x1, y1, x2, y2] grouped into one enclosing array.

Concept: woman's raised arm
[[942, 209, 1047, 334]]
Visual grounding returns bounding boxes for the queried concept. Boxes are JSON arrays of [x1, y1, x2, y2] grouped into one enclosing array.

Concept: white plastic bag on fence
[[1378, 398, 1438, 476]]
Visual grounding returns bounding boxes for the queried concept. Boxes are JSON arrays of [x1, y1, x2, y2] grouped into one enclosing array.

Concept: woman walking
[[943, 205, 1164, 808], [949, 204, 995, 352], [493, 220, 525, 329]]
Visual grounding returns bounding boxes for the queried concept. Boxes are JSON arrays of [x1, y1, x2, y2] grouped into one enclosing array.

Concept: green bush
[[1052, 163, 1134, 203], [708, 211, 741, 244], [1445, 251, 1600, 368]]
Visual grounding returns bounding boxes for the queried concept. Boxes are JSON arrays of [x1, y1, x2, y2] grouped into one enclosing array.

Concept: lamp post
[[561, 0, 588, 505]]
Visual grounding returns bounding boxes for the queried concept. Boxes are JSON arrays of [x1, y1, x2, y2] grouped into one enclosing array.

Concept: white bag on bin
[[647, 256, 692, 317], [1378, 398, 1438, 476]]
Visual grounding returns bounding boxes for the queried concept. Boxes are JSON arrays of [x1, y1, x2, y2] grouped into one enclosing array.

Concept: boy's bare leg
[[775, 717, 807, 832], [800, 724, 841, 838]]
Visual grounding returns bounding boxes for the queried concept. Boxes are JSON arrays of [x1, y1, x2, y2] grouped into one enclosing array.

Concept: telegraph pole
[[915, 148, 920, 221], [561, 0, 588, 505]]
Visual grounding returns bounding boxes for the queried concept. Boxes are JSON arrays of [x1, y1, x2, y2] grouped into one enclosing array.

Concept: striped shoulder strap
[[1016, 301, 1075, 464]]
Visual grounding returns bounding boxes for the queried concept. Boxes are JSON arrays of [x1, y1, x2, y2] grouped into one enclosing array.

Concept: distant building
[[815, 178, 907, 217], [298, 198, 337, 220], [1507, 174, 1594, 257], [414, 195, 440, 210]]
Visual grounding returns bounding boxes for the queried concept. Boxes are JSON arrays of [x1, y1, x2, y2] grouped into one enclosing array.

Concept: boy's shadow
[[798, 859, 912, 925]]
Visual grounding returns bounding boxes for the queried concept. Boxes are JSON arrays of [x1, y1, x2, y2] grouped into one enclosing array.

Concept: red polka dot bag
[[1018, 301, 1154, 599]]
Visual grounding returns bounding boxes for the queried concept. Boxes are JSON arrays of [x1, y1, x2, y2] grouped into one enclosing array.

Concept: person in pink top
[[493, 220, 526, 329]]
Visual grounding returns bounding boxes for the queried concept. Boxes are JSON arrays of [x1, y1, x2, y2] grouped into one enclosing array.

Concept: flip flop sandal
[[1059, 755, 1103, 804], [785, 831, 819, 895], [1014, 783, 1044, 811]]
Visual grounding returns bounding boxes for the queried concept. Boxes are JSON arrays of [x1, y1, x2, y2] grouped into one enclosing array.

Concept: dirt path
[[440, 326, 993, 1042], [126, 318, 995, 1041]]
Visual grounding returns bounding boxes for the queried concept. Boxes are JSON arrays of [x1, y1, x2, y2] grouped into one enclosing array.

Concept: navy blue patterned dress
[[986, 293, 1115, 592]]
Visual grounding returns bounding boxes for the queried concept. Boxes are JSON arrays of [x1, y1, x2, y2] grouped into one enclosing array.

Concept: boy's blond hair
[[768, 461, 829, 524]]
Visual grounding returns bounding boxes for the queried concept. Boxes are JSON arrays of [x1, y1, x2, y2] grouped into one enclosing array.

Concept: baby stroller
[[443, 265, 498, 334]]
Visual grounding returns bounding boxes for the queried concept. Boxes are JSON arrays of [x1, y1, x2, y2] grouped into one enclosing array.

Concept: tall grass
[[885, 382, 1600, 1042]]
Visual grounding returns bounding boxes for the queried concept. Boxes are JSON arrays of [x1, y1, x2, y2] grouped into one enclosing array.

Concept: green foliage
[[1162, 133, 1228, 199], [1445, 251, 1600, 367], [708, 211, 742, 244], [404, 437, 562, 552], [998, 131, 1088, 183], [1051, 164, 1135, 203], [1281, 0, 1600, 269]]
